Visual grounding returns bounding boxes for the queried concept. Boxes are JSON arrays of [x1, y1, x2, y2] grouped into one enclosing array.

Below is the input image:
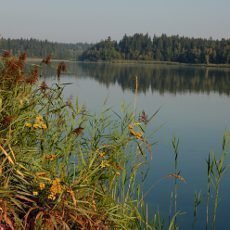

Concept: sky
[[0, 0, 229, 43]]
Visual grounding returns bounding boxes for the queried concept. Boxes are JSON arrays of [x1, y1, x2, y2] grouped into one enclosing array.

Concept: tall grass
[[0, 52, 152, 229]]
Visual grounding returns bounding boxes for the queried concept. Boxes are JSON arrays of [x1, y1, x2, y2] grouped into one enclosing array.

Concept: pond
[[42, 62, 230, 229]]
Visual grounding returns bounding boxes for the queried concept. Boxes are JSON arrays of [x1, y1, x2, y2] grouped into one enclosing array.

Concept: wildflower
[[134, 131, 143, 140], [33, 191, 38, 196], [139, 110, 148, 124], [128, 123, 143, 140], [115, 171, 120, 176], [100, 160, 110, 168], [26, 114, 47, 130], [99, 151, 105, 157], [39, 183, 46, 190], [25, 122, 32, 128], [48, 194, 56, 200], [48, 178, 63, 200], [41, 123, 47, 129], [36, 115, 43, 123], [33, 123, 40, 129], [128, 124, 134, 130]]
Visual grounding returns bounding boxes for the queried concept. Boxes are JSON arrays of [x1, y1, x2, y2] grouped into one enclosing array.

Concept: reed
[[0, 52, 152, 229], [192, 191, 202, 229]]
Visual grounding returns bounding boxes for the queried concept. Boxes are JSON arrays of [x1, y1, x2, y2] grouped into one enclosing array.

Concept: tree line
[[0, 37, 91, 60], [79, 34, 230, 64], [1, 34, 229, 64]]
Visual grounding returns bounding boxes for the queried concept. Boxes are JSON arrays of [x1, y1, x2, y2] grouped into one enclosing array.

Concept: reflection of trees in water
[[44, 63, 230, 96]]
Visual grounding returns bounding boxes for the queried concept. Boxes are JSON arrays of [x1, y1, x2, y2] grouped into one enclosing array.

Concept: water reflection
[[42, 62, 230, 95], [64, 63, 230, 96]]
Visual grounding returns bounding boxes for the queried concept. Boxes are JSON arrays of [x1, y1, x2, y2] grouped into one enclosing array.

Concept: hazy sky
[[0, 0, 229, 43]]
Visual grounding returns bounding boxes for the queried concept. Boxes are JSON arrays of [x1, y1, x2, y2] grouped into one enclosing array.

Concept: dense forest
[[0, 37, 91, 60], [1, 34, 230, 64], [79, 34, 230, 64]]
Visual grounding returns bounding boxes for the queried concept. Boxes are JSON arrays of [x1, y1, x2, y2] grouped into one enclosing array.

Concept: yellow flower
[[33, 191, 38, 196], [48, 194, 56, 200], [36, 115, 43, 123], [128, 123, 143, 140], [25, 122, 32, 127], [100, 160, 110, 168], [99, 151, 105, 157], [39, 183, 45, 190], [128, 124, 134, 130], [48, 178, 63, 200], [41, 123, 47, 129], [33, 123, 40, 129], [116, 171, 121, 176], [135, 131, 143, 140], [49, 178, 63, 197]]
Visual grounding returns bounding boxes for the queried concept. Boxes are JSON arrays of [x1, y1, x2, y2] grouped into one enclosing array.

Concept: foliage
[[0, 53, 152, 229], [79, 37, 122, 61], [80, 33, 230, 64], [0, 37, 91, 60], [1, 34, 230, 64]]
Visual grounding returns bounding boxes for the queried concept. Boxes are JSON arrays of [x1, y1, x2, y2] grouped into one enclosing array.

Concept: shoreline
[[26, 57, 230, 69]]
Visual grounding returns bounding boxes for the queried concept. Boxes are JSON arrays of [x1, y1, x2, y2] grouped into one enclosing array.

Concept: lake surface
[[42, 63, 230, 229]]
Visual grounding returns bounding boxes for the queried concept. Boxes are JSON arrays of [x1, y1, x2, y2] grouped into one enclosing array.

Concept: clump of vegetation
[[0, 52, 152, 229]]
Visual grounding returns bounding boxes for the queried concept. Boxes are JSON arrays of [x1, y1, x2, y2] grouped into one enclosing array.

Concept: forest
[[1, 34, 230, 64], [0, 37, 91, 60], [79, 34, 230, 64]]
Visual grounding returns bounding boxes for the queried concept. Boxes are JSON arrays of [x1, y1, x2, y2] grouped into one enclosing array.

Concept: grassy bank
[[0, 52, 156, 229]]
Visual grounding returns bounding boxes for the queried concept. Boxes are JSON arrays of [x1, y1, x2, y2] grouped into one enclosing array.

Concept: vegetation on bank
[[0, 52, 156, 229], [79, 34, 230, 64]]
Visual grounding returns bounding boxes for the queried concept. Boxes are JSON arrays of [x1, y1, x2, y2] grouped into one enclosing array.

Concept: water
[[42, 62, 230, 229]]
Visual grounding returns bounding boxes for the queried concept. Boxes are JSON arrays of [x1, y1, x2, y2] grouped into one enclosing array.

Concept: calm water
[[42, 63, 230, 229]]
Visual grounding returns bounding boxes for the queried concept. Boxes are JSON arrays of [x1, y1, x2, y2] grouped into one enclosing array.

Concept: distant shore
[[27, 57, 230, 69]]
